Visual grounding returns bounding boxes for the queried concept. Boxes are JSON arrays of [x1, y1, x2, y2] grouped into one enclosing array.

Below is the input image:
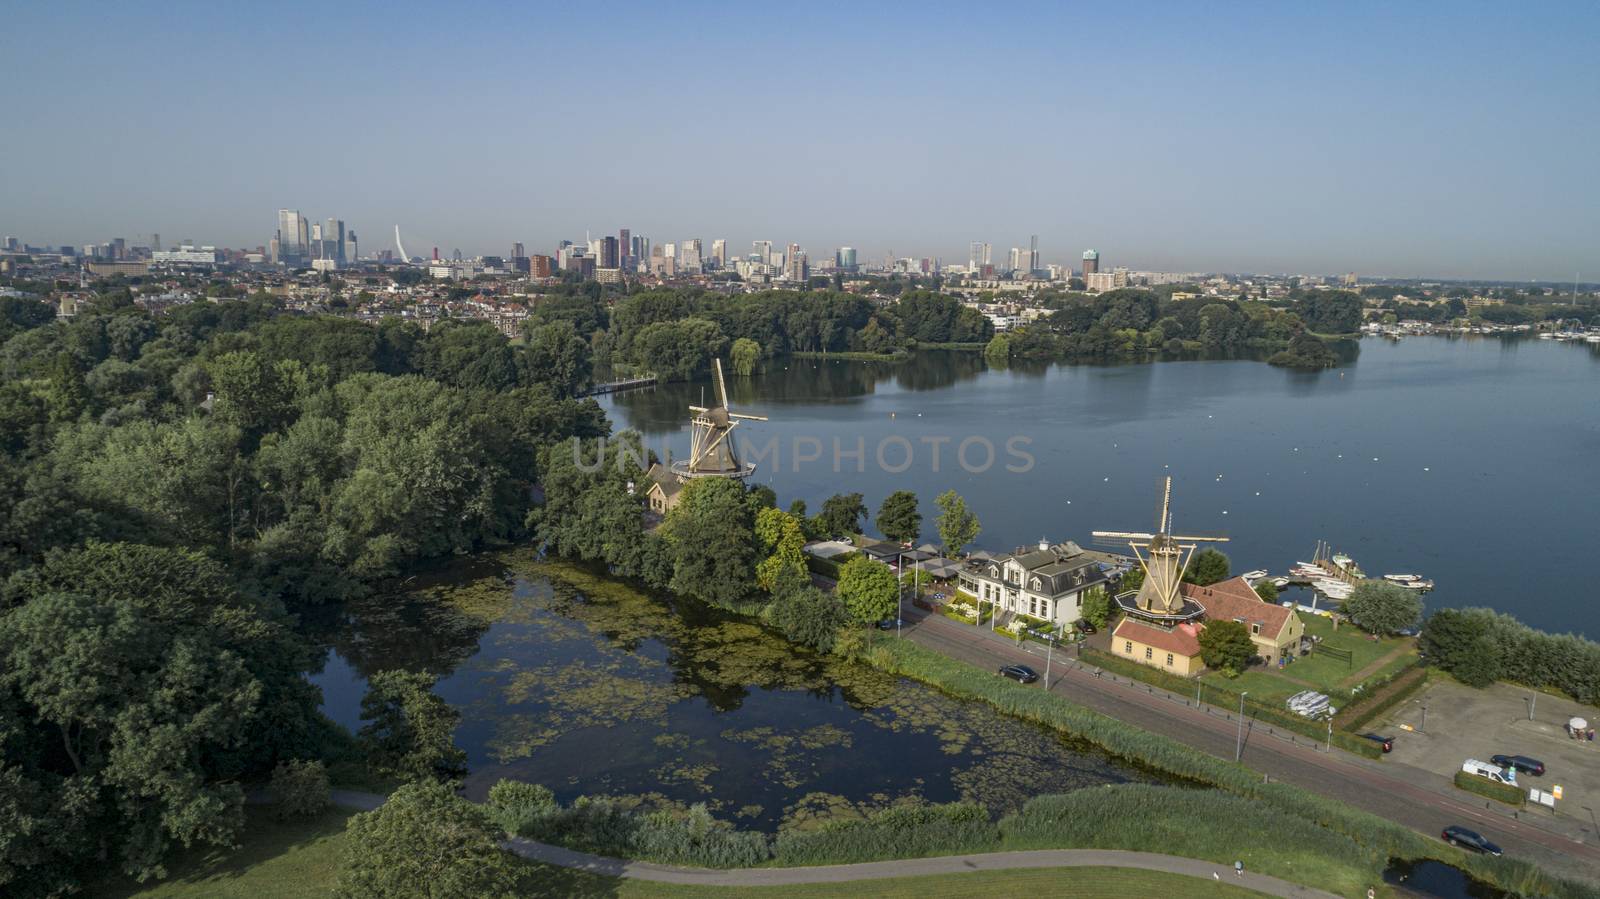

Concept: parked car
[[1074, 619, 1097, 635], [874, 617, 905, 631], [1490, 754, 1545, 776], [998, 664, 1039, 683], [1441, 825, 1502, 856], [1361, 733, 1394, 753], [1461, 758, 1517, 785]]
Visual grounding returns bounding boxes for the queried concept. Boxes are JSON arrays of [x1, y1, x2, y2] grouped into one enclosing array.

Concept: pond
[[1384, 858, 1514, 899], [310, 551, 1158, 830]]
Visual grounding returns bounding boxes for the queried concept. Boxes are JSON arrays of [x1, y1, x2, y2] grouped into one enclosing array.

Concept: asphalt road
[[900, 609, 1600, 886]]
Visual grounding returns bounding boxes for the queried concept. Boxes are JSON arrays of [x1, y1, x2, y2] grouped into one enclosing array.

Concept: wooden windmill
[[670, 358, 767, 481], [1093, 477, 1229, 616]]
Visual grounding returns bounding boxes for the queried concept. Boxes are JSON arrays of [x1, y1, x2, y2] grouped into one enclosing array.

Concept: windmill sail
[[672, 358, 767, 481]]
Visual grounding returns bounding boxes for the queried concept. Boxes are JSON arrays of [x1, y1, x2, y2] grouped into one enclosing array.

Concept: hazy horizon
[[3, 1, 1597, 281]]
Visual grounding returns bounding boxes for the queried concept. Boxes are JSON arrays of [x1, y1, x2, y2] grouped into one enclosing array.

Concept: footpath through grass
[[92, 808, 1270, 899]]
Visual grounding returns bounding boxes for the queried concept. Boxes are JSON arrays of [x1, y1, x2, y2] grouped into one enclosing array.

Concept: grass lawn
[[1200, 615, 1416, 701], [93, 810, 1271, 899]]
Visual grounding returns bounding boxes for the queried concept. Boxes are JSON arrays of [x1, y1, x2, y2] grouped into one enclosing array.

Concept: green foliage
[[521, 320, 592, 398], [817, 492, 867, 538], [983, 333, 1010, 365], [933, 489, 980, 556], [754, 507, 808, 596], [773, 802, 994, 865], [1079, 587, 1111, 629], [1298, 290, 1364, 334], [729, 336, 760, 376], [500, 793, 769, 868], [0, 542, 322, 885], [1184, 549, 1230, 586], [356, 670, 468, 782], [270, 759, 332, 821], [1454, 770, 1525, 806], [630, 317, 727, 382], [1342, 580, 1422, 635], [1422, 607, 1600, 702], [1267, 331, 1338, 369], [1118, 567, 1145, 594], [1253, 580, 1279, 603], [836, 555, 898, 624], [661, 477, 757, 608], [334, 780, 520, 899], [875, 490, 921, 543], [766, 586, 850, 652], [1197, 619, 1255, 673]]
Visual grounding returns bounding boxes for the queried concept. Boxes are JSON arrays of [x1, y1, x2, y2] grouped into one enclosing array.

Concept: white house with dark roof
[[957, 539, 1111, 629]]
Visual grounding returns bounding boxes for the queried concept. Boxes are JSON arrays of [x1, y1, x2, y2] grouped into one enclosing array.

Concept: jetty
[[583, 375, 657, 397]]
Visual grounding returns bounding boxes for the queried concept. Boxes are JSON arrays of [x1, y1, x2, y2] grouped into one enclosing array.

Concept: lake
[[602, 337, 1600, 634], [310, 553, 1157, 829]]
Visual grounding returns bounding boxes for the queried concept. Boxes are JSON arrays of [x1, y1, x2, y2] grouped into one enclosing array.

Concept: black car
[[1490, 754, 1545, 776], [874, 617, 905, 631], [1360, 733, 1394, 753], [1074, 619, 1097, 635], [998, 664, 1039, 683], [1442, 825, 1502, 856]]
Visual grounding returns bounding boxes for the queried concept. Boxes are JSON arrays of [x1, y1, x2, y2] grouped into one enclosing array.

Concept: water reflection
[[309, 552, 1157, 830]]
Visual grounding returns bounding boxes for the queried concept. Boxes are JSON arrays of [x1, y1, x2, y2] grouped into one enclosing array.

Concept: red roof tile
[[1182, 577, 1295, 641], [1113, 618, 1202, 657]]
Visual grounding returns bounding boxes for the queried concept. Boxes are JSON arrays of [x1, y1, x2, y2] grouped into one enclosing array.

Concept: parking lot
[[1379, 678, 1600, 826]]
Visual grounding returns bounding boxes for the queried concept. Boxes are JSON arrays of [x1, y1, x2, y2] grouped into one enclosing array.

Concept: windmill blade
[[1171, 535, 1230, 542], [689, 405, 710, 413], [729, 412, 768, 421], [714, 358, 729, 409], [1158, 476, 1172, 533], [1091, 531, 1155, 540]]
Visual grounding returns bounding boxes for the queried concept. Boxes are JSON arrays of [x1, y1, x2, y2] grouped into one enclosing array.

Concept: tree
[[875, 490, 921, 543], [1184, 549, 1230, 586], [270, 759, 331, 820], [357, 670, 468, 782], [983, 333, 1010, 365], [1254, 580, 1280, 603], [1421, 608, 1502, 687], [729, 337, 760, 376], [0, 542, 322, 883], [1198, 619, 1256, 674], [818, 492, 868, 538], [1300, 290, 1363, 335], [1342, 580, 1422, 635], [767, 586, 849, 652], [836, 556, 898, 624], [934, 490, 980, 556], [335, 780, 521, 899], [522, 320, 591, 398], [1119, 567, 1146, 595], [1079, 587, 1111, 629], [660, 477, 757, 608], [754, 506, 808, 597]]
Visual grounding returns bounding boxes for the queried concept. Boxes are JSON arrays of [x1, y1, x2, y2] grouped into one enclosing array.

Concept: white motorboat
[[1241, 569, 1268, 581], [1384, 574, 1421, 583]]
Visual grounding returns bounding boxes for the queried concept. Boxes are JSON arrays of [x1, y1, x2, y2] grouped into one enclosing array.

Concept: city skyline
[[3, 2, 1598, 281]]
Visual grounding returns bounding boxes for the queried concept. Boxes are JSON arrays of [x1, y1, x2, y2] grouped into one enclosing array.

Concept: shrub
[[1343, 580, 1422, 635], [634, 804, 770, 868], [1453, 771, 1525, 807], [1423, 607, 1600, 704], [767, 586, 849, 652], [335, 780, 520, 899], [270, 759, 331, 820], [774, 802, 995, 866], [485, 779, 556, 832]]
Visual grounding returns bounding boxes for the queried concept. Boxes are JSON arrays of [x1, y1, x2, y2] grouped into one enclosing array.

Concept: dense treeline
[[994, 288, 1309, 362], [527, 287, 992, 382], [0, 293, 606, 894], [1422, 607, 1600, 702]]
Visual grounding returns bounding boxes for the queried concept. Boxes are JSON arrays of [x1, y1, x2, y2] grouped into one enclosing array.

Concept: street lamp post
[[1235, 691, 1250, 762], [1526, 694, 1536, 721], [1584, 806, 1598, 837], [1421, 702, 1428, 733], [1045, 636, 1054, 689]]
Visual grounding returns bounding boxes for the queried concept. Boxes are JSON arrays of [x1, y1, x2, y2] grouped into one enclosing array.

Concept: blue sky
[[3, 1, 1597, 280]]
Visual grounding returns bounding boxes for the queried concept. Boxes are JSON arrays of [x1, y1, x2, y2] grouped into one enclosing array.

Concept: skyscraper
[[969, 242, 984, 271], [346, 231, 358, 262], [618, 228, 630, 263], [753, 240, 773, 267], [324, 218, 346, 264], [680, 239, 702, 272], [1082, 249, 1100, 275], [1029, 235, 1038, 273], [277, 209, 307, 262], [512, 242, 525, 259], [836, 246, 857, 272], [599, 236, 619, 269], [710, 239, 726, 269]]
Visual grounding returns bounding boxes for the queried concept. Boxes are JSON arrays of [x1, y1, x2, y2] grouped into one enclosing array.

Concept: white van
[[1462, 758, 1517, 785]]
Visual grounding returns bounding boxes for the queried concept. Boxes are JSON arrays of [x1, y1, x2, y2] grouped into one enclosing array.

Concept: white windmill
[[670, 358, 768, 481], [1093, 477, 1229, 619]]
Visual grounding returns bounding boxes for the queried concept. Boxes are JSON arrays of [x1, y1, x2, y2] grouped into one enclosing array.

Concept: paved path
[[900, 609, 1600, 885], [330, 790, 1329, 896]]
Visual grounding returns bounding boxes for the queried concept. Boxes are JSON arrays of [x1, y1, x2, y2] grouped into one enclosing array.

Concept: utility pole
[[1235, 691, 1250, 762], [1044, 637, 1054, 690]]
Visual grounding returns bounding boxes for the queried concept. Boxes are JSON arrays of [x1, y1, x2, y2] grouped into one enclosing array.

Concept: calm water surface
[[602, 337, 1600, 633], [311, 554, 1156, 829]]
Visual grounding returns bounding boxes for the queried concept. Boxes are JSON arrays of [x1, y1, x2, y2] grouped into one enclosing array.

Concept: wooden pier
[[583, 375, 657, 397]]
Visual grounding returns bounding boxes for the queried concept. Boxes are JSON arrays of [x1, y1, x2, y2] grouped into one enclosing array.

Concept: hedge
[[1453, 771, 1526, 807], [1336, 665, 1428, 731], [805, 551, 858, 581], [1080, 648, 1382, 759]]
